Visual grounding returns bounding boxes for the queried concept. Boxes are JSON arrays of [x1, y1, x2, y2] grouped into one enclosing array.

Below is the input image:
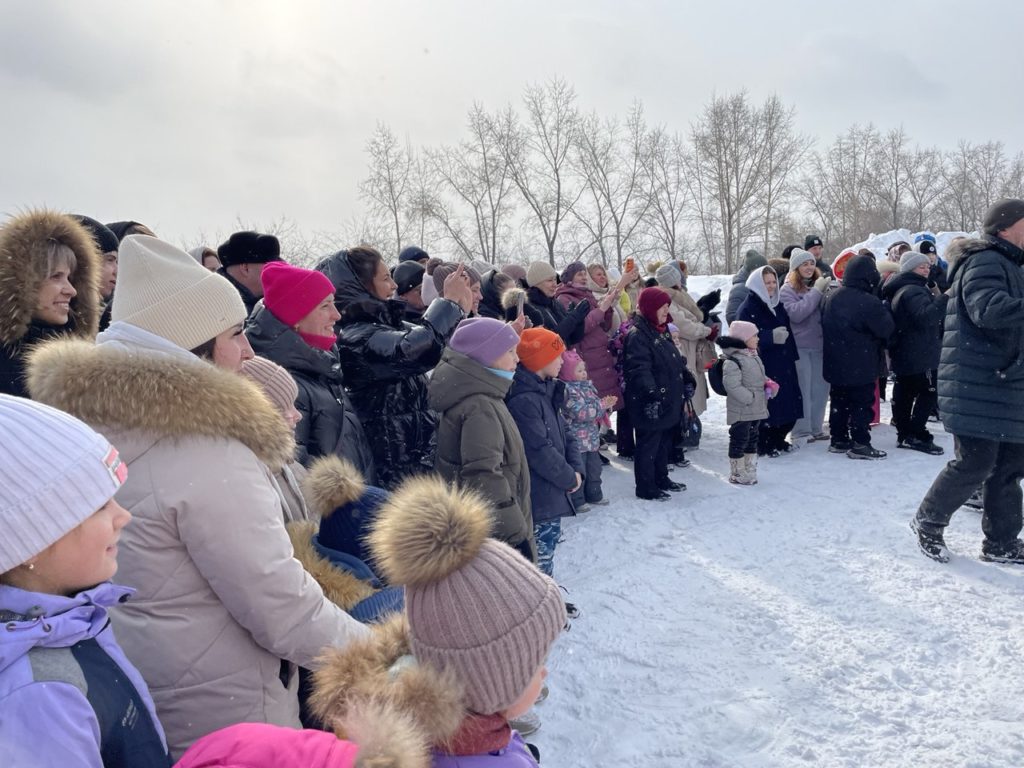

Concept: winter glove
[[772, 326, 790, 345], [707, 323, 721, 342], [571, 299, 592, 318], [813, 275, 831, 293], [643, 401, 663, 421], [696, 289, 722, 321], [764, 378, 780, 400]]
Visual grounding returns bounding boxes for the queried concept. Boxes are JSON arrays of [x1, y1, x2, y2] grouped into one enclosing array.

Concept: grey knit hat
[[654, 263, 682, 289], [0, 395, 126, 572], [899, 252, 931, 274], [240, 356, 299, 416], [369, 477, 566, 715], [789, 248, 816, 272]]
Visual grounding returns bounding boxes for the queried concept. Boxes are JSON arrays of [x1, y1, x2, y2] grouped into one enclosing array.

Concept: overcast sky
[[1, 0, 1020, 248]]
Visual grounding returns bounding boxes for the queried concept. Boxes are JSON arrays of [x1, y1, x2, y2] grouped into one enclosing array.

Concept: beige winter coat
[[664, 286, 714, 415], [27, 329, 369, 760], [721, 346, 770, 425]]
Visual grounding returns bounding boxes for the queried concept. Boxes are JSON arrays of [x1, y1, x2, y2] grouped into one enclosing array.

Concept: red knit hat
[[261, 261, 335, 327], [516, 327, 565, 373], [637, 286, 671, 327]]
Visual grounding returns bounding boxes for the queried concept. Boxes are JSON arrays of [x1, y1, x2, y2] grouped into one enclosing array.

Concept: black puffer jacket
[[246, 302, 376, 480], [880, 270, 948, 376], [476, 270, 507, 320], [527, 286, 589, 346], [622, 314, 686, 431], [937, 235, 1024, 442], [822, 255, 895, 387], [316, 251, 464, 490]]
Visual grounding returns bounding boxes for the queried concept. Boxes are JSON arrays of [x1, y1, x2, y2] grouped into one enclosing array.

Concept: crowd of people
[[1, 197, 1023, 767]]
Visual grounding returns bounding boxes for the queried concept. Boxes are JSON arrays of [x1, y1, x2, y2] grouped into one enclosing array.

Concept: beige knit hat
[[112, 235, 247, 350], [369, 476, 566, 715], [240, 356, 299, 415], [525, 261, 557, 288]]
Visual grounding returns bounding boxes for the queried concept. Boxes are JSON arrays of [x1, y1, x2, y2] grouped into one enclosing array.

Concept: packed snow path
[[536, 394, 1024, 767]]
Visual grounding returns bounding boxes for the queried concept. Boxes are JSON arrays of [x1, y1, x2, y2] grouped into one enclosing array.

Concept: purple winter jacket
[[0, 582, 170, 767], [554, 283, 623, 408], [779, 283, 824, 351], [432, 732, 538, 767]]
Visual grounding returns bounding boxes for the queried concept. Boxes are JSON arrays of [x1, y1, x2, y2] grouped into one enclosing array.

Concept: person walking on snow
[[912, 199, 1024, 564]]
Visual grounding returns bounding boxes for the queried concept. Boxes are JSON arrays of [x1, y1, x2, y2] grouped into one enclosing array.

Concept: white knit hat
[[525, 261, 557, 288], [0, 395, 126, 573], [112, 235, 247, 350]]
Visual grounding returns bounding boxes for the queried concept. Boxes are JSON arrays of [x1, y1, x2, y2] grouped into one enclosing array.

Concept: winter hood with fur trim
[[24, 329, 370, 760], [0, 209, 102, 345]]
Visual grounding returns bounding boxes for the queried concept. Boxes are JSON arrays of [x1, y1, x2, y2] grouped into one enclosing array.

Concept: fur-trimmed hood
[[310, 614, 466, 749], [26, 337, 295, 470], [944, 236, 993, 281], [500, 285, 527, 312], [0, 209, 102, 345]]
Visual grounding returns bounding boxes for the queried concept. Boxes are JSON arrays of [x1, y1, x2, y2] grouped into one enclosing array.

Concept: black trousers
[[616, 408, 635, 456], [729, 420, 760, 459], [758, 421, 795, 454], [829, 383, 875, 445], [916, 435, 1024, 547], [634, 426, 672, 495], [570, 450, 605, 505], [892, 371, 937, 441]]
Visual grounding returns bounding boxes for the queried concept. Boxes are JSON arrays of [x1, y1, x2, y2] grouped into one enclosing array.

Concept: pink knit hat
[[728, 320, 759, 343], [369, 477, 566, 716], [262, 261, 335, 327], [558, 350, 584, 382]]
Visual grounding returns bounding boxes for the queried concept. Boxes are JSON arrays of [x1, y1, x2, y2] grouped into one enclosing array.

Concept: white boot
[[743, 453, 759, 485], [730, 457, 755, 485]]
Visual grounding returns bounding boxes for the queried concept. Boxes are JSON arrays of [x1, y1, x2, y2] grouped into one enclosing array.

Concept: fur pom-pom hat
[[305, 455, 389, 565], [368, 476, 566, 716]]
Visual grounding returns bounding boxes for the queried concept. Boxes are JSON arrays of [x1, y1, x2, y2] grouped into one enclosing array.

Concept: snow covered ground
[[535, 287, 1024, 767]]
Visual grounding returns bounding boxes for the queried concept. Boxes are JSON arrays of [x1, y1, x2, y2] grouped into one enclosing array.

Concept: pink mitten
[[764, 378, 780, 399]]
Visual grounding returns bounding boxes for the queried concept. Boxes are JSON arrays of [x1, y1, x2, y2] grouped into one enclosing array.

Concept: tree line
[[208, 78, 1024, 274]]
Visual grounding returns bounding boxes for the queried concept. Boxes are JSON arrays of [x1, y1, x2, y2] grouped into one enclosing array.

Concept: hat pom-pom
[[368, 476, 492, 587]]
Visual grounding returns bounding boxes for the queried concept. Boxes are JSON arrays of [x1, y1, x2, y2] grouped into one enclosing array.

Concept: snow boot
[[898, 436, 944, 456], [743, 453, 759, 484], [829, 439, 854, 454], [660, 480, 686, 492], [729, 458, 755, 485], [847, 443, 887, 460], [980, 538, 1024, 565], [510, 709, 541, 736], [910, 518, 950, 563]]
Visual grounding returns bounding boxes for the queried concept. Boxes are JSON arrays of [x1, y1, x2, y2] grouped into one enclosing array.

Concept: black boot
[[981, 539, 1024, 565], [847, 443, 887, 460], [910, 518, 950, 563]]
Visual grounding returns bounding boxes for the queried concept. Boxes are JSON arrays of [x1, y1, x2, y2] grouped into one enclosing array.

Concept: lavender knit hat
[[449, 317, 520, 367], [369, 477, 566, 715], [0, 395, 127, 572]]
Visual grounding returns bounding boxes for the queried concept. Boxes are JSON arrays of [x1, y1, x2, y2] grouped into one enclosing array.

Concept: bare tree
[[573, 102, 652, 268], [359, 122, 414, 258], [423, 103, 516, 263], [802, 124, 884, 250], [643, 126, 689, 263], [757, 95, 812, 258], [903, 147, 944, 231], [869, 126, 912, 230], [490, 77, 582, 265]]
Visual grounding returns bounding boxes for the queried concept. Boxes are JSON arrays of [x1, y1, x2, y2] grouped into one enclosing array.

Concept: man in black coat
[[881, 252, 948, 454], [821, 254, 894, 459], [912, 199, 1024, 564]]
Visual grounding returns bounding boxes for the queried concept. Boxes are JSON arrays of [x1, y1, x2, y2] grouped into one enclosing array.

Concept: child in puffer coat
[[718, 321, 773, 485], [559, 350, 614, 509]]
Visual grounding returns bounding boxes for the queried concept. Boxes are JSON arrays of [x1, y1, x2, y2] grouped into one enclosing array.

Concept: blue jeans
[[533, 520, 561, 577]]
